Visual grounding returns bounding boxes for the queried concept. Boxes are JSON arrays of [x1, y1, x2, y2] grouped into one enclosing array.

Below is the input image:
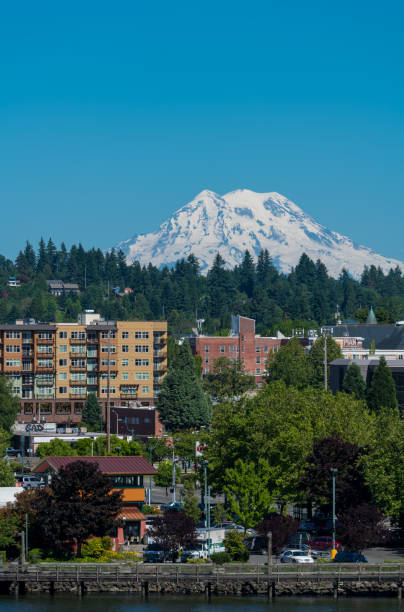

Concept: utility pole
[[172, 447, 177, 504], [19, 531, 25, 565], [207, 485, 211, 558], [267, 531, 272, 574], [323, 333, 328, 391], [203, 460, 208, 529], [25, 513, 29, 559], [106, 334, 111, 453], [331, 468, 338, 555]]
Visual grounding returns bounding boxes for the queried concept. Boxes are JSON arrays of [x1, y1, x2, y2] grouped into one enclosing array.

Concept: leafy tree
[[223, 530, 249, 561], [37, 438, 76, 458], [34, 461, 122, 556], [366, 356, 398, 412], [342, 362, 366, 400], [0, 459, 15, 486], [309, 335, 343, 388], [0, 427, 11, 456], [265, 337, 313, 389], [182, 478, 201, 522], [154, 461, 181, 494], [82, 393, 102, 431], [212, 503, 227, 527], [206, 381, 376, 506], [0, 512, 18, 551], [157, 341, 211, 430], [0, 376, 20, 432], [145, 437, 171, 463], [257, 514, 299, 554], [337, 504, 387, 553], [203, 357, 255, 400], [223, 459, 273, 531], [299, 436, 372, 515], [147, 510, 198, 553]]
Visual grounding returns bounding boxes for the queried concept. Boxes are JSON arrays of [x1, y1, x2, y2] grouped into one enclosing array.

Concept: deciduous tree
[[265, 337, 313, 389], [0, 377, 20, 432], [203, 357, 255, 400], [147, 510, 197, 553], [257, 514, 299, 554], [337, 504, 387, 553]]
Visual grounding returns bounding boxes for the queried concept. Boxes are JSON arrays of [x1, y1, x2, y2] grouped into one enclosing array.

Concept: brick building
[[189, 315, 285, 384], [0, 311, 167, 427]]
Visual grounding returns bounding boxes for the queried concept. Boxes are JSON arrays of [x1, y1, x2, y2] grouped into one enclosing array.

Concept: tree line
[[1, 239, 404, 332]]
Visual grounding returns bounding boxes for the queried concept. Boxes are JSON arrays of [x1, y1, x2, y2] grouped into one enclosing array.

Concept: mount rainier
[[116, 189, 403, 278]]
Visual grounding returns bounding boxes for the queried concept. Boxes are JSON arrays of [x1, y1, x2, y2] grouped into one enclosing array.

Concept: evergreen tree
[[203, 357, 255, 400], [182, 478, 201, 522], [157, 342, 211, 430], [238, 250, 256, 298], [342, 362, 366, 400], [82, 393, 103, 431], [367, 356, 398, 412]]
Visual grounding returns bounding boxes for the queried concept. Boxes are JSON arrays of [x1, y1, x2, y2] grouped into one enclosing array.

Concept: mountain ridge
[[116, 189, 404, 278]]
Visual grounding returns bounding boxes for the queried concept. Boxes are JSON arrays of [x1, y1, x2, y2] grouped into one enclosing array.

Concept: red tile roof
[[35, 456, 157, 475], [117, 508, 145, 520]]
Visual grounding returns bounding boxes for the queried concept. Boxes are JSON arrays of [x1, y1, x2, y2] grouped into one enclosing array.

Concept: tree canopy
[[203, 357, 255, 400], [366, 355, 398, 412], [342, 362, 367, 400]]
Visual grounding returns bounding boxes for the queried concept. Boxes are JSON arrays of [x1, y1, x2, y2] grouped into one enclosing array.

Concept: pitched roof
[[35, 456, 157, 475], [366, 307, 378, 325], [117, 508, 145, 520], [327, 324, 403, 349]]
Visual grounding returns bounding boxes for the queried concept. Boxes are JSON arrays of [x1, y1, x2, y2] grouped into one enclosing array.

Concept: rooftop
[[34, 456, 157, 475]]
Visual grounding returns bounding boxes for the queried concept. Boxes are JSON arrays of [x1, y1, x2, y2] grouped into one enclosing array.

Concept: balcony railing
[[70, 380, 86, 385], [153, 363, 165, 371], [36, 337, 54, 344], [153, 351, 167, 358], [70, 366, 86, 372], [69, 394, 86, 399], [35, 367, 54, 373], [70, 337, 86, 343]]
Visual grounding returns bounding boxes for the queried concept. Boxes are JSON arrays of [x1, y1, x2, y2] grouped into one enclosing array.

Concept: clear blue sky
[[1, 0, 403, 261]]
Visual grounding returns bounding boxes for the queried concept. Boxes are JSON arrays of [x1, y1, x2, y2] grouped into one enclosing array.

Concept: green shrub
[[187, 557, 207, 564], [223, 530, 249, 561], [142, 505, 155, 515], [27, 548, 44, 564], [210, 552, 231, 565], [0, 551, 6, 564]]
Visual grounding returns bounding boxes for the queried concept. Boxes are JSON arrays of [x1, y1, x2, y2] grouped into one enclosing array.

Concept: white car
[[279, 549, 315, 564]]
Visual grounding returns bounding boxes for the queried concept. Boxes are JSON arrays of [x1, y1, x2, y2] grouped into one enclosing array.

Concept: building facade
[[189, 315, 285, 384], [0, 312, 167, 426], [322, 323, 404, 361]]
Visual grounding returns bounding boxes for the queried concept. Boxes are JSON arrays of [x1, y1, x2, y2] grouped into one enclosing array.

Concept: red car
[[310, 536, 341, 551]]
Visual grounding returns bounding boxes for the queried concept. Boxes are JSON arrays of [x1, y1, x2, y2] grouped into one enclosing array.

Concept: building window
[[59, 373, 68, 380], [6, 331, 20, 338], [205, 368, 209, 374], [6, 359, 21, 368], [135, 345, 149, 353], [229, 346, 234, 353], [6, 345, 20, 353], [122, 372, 129, 380], [242, 345, 245, 352], [256, 368, 261, 374], [256, 346, 260, 353], [59, 359, 68, 366], [59, 331, 67, 339], [101, 331, 116, 338], [101, 386, 115, 394], [256, 357, 260, 364], [142, 386, 149, 394], [236, 346, 239, 353], [122, 345, 129, 353], [135, 358, 149, 366], [70, 386, 85, 395], [220, 346, 225, 353], [135, 372, 149, 380], [38, 359, 53, 368], [273, 346, 278, 353], [121, 359, 129, 366], [71, 359, 85, 368], [205, 357, 209, 364], [101, 358, 116, 366], [38, 332, 53, 339], [135, 331, 149, 339], [264, 346, 268, 353], [122, 331, 129, 338], [59, 386, 67, 394], [71, 331, 86, 340], [59, 345, 68, 353], [38, 345, 53, 354], [71, 372, 86, 382], [101, 345, 116, 353], [71, 345, 86, 354], [242, 335, 245, 341], [205, 345, 209, 353]]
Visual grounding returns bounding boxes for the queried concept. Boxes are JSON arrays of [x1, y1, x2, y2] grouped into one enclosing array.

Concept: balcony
[[86, 337, 98, 344], [69, 393, 86, 399], [36, 337, 54, 344], [70, 366, 86, 372], [35, 367, 54, 373], [36, 352, 53, 359], [70, 379, 86, 385], [153, 350, 167, 359], [153, 363, 165, 371], [22, 351, 33, 358], [36, 393, 55, 400], [70, 337, 86, 344], [119, 393, 138, 399], [36, 379, 54, 386], [70, 352, 86, 358]]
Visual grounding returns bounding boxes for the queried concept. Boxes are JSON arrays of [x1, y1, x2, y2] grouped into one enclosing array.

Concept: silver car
[[279, 549, 315, 564]]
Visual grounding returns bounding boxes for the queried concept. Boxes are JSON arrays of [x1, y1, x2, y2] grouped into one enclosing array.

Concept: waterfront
[[0, 595, 403, 611]]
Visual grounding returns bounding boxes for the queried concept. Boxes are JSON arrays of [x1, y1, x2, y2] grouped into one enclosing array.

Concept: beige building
[[0, 312, 167, 426]]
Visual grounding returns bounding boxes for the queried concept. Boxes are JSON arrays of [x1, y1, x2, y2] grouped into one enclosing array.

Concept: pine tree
[[239, 250, 256, 298], [82, 393, 102, 431], [367, 356, 398, 412], [157, 342, 211, 430], [342, 363, 367, 400]]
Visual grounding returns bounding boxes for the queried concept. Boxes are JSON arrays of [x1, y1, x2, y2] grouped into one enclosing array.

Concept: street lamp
[[330, 468, 338, 556], [147, 438, 159, 505]]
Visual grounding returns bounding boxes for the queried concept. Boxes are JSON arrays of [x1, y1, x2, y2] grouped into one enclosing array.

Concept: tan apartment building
[[0, 311, 167, 427]]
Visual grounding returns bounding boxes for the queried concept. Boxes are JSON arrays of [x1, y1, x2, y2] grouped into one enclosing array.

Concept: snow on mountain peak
[[115, 189, 404, 278]]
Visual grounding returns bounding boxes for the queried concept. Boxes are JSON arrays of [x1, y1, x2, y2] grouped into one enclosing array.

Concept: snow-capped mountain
[[116, 189, 403, 278]]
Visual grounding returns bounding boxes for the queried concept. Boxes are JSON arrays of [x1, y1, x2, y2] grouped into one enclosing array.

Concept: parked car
[[333, 551, 368, 563], [164, 502, 183, 512], [223, 522, 256, 536], [143, 543, 177, 563], [5, 447, 21, 457], [20, 475, 43, 488], [279, 549, 315, 564], [310, 536, 341, 551], [181, 544, 208, 562]]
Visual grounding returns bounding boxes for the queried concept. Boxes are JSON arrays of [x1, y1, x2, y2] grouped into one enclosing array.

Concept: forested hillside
[[0, 239, 404, 335]]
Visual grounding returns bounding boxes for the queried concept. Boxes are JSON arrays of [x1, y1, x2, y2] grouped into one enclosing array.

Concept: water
[[0, 595, 402, 612]]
